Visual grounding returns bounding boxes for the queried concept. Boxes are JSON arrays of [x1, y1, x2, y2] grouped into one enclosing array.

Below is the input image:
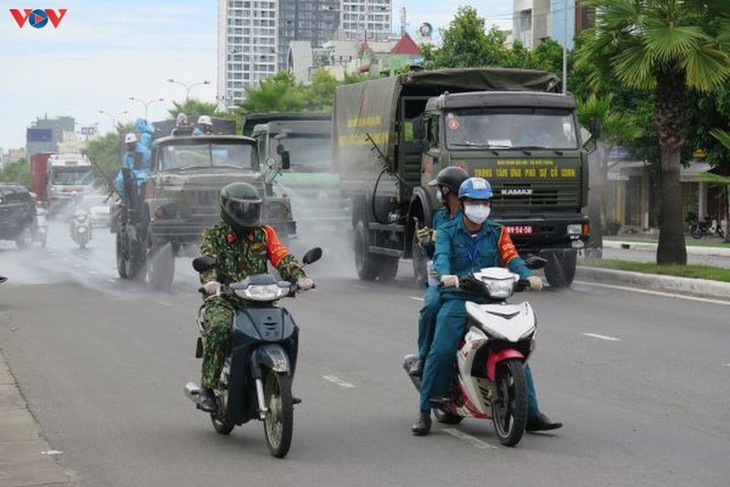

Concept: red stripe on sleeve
[[263, 225, 289, 267], [498, 226, 520, 266]]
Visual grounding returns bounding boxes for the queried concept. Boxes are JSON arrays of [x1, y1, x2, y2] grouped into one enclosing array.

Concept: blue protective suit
[[418, 216, 541, 416], [114, 120, 154, 199], [135, 118, 154, 170]]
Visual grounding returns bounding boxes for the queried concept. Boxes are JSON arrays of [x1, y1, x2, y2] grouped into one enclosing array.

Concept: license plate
[[506, 225, 534, 235]]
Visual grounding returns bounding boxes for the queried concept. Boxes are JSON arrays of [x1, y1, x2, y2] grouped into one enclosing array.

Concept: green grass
[[578, 258, 730, 283], [604, 236, 730, 248]]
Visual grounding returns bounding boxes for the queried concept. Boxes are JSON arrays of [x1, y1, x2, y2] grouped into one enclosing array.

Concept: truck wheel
[[148, 243, 175, 291], [116, 230, 128, 279], [543, 250, 577, 288], [354, 220, 379, 281], [377, 257, 399, 281], [411, 231, 428, 287], [126, 235, 147, 282]]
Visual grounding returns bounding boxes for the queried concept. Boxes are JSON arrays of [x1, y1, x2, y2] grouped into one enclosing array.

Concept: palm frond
[[643, 24, 707, 62], [710, 128, 730, 150], [613, 44, 656, 89], [683, 45, 730, 91]]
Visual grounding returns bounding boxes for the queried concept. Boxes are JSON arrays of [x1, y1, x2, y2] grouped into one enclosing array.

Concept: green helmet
[[220, 182, 262, 232]]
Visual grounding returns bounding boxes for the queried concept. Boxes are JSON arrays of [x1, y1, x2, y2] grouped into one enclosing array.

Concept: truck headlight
[[567, 224, 583, 235]]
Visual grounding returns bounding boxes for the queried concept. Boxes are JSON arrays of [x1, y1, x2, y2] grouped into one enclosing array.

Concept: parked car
[[0, 183, 37, 249]]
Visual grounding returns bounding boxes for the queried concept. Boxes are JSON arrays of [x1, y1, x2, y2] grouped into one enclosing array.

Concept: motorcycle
[[403, 265, 542, 447], [69, 209, 92, 249], [184, 247, 322, 458], [690, 215, 725, 239]]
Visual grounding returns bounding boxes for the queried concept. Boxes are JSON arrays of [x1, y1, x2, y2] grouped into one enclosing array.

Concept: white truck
[[47, 153, 95, 213]]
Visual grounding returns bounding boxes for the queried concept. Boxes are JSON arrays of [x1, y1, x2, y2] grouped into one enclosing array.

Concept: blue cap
[[458, 177, 493, 200]]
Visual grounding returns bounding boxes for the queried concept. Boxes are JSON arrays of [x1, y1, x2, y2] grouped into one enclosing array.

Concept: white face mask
[[436, 189, 443, 203], [464, 203, 491, 224]]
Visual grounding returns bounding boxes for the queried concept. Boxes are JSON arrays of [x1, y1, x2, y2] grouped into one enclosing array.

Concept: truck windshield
[[273, 135, 332, 172], [159, 142, 254, 171], [445, 109, 578, 150], [51, 168, 94, 185]]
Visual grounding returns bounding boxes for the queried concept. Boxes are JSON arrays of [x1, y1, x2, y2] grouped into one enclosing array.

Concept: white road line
[[575, 281, 730, 306], [353, 285, 370, 290], [41, 450, 63, 455], [89, 270, 98, 275], [107, 279, 116, 283], [723, 364, 730, 367], [442, 428, 499, 450], [322, 375, 356, 388], [156, 301, 172, 307], [410, 296, 424, 302], [583, 333, 621, 342]]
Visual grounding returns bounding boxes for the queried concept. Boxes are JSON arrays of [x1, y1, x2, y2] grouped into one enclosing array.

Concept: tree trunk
[[655, 66, 688, 265]]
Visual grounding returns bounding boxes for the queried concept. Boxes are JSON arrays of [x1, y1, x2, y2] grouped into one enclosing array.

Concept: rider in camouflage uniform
[[196, 182, 313, 412]]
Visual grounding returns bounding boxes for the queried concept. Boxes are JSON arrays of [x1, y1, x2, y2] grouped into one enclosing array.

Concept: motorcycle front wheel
[[210, 389, 234, 435], [690, 225, 704, 239], [263, 370, 293, 458], [491, 359, 528, 447]]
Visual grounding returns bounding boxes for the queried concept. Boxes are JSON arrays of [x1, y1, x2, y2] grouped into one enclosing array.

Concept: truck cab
[[47, 153, 95, 213]]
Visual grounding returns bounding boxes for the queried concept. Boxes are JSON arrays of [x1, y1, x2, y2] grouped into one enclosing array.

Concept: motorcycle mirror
[[192, 256, 217, 273], [302, 247, 323, 265], [525, 256, 548, 270]]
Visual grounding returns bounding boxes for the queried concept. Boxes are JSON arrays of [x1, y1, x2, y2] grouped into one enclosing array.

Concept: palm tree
[[577, 0, 730, 264], [577, 93, 642, 256]]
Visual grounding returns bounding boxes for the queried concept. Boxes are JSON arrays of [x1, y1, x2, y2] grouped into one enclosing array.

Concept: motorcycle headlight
[[484, 279, 515, 299], [234, 283, 289, 302]]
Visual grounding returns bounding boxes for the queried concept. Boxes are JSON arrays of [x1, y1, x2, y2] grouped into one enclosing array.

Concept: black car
[[0, 183, 36, 248]]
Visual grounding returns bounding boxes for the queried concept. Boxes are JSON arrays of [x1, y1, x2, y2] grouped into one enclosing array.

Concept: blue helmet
[[458, 177, 493, 200]]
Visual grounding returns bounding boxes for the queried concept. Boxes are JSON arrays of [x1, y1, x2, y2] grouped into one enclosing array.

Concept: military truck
[[246, 113, 350, 234], [333, 68, 592, 287], [114, 134, 296, 290]]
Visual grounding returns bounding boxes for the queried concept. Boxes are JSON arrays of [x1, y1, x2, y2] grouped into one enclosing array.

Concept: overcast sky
[[0, 0, 513, 150]]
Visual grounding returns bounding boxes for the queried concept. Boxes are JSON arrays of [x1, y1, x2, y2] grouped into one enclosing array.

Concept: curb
[[575, 266, 730, 301], [603, 240, 730, 257], [0, 349, 76, 487]]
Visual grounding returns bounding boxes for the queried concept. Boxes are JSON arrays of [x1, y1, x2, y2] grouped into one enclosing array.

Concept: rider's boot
[[411, 410, 432, 436], [526, 412, 562, 432], [196, 388, 217, 413], [408, 359, 423, 377]]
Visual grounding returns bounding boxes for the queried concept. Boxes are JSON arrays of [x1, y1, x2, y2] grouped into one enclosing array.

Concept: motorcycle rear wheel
[[491, 359, 528, 447], [690, 225, 704, 239], [263, 370, 293, 458]]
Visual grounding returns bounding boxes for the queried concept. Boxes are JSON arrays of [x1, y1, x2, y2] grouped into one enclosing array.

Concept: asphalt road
[[1, 222, 729, 486]]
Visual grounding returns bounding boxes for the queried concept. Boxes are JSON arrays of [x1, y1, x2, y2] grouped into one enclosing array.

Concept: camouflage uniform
[[198, 221, 304, 389]]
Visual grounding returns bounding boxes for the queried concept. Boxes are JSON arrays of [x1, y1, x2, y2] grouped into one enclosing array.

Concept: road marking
[[41, 450, 63, 456], [442, 428, 499, 450], [156, 301, 171, 307], [575, 281, 730, 306], [353, 285, 370, 290], [322, 375, 355, 388], [410, 296, 424, 302], [583, 333, 621, 342], [723, 364, 730, 367], [107, 279, 116, 283]]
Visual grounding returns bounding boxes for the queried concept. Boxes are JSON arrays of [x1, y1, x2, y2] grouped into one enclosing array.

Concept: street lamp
[[98, 109, 128, 132], [129, 97, 165, 119], [166, 78, 211, 100]]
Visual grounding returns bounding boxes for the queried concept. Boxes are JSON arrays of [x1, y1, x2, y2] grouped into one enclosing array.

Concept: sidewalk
[[577, 239, 730, 301], [0, 348, 75, 487]]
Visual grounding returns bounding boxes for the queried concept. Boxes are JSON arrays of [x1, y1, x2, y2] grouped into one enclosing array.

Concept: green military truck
[[115, 134, 296, 290], [246, 113, 350, 235], [333, 67, 592, 287]]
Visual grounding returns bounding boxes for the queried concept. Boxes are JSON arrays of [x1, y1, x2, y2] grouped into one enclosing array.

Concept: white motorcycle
[[403, 265, 542, 447], [70, 210, 92, 249]]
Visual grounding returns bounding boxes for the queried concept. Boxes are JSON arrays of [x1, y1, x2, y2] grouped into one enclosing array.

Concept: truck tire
[[116, 230, 128, 279], [148, 243, 175, 291], [377, 256, 399, 281], [543, 250, 577, 288], [126, 231, 147, 283], [411, 230, 428, 287], [354, 220, 380, 281]]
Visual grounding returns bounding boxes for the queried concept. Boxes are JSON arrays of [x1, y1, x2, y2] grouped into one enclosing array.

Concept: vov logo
[[10, 8, 68, 29]]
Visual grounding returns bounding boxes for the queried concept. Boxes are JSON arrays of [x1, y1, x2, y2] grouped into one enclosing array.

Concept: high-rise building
[[26, 116, 75, 159], [218, 0, 279, 108], [513, 0, 594, 50], [277, 0, 340, 71], [340, 0, 392, 42], [218, 0, 393, 108]]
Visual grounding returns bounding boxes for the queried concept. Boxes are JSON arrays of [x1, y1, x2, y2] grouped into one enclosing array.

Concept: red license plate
[[506, 225, 534, 235]]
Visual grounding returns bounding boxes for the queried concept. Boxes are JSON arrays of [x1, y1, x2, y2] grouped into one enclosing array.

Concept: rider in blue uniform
[[412, 177, 562, 436]]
